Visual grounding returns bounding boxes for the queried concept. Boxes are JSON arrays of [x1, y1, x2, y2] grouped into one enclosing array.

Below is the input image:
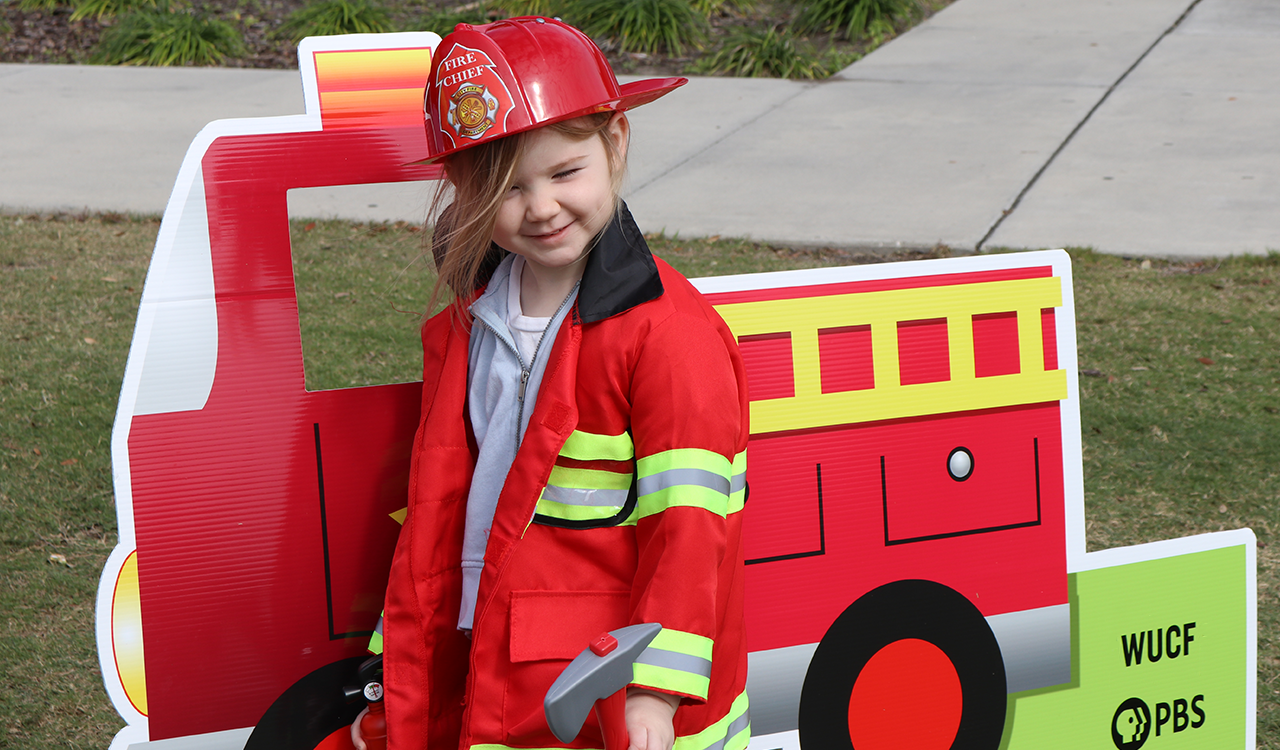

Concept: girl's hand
[[625, 688, 679, 750], [350, 707, 368, 750]]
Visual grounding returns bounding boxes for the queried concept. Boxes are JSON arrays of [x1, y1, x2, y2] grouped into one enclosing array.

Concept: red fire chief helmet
[[422, 16, 686, 162]]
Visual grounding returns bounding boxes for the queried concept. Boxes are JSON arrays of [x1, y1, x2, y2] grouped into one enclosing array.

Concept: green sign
[[1005, 542, 1251, 749]]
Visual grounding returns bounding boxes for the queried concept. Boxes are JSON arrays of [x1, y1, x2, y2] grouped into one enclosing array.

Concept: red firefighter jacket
[[382, 205, 752, 750]]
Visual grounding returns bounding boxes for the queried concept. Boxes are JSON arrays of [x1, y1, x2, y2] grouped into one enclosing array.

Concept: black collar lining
[[576, 202, 664, 323]]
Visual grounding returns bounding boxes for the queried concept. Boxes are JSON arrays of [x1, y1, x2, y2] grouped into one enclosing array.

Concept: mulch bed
[[2, 0, 301, 67], [1, 1, 950, 74], [2, 6, 106, 63]]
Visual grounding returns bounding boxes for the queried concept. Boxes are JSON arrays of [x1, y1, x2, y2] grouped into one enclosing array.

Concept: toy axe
[[544, 623, 663, 750]]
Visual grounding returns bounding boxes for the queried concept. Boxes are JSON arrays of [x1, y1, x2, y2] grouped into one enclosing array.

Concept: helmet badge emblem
[[448, 84, 500, 140], [435, 43, 514, 146]]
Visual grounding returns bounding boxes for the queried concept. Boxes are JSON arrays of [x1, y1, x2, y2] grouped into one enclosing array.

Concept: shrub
[[411, 3, 493, 35], [692, 25, 843, 79], [560, 0, 707, 55], [689, 0, 753, 18], [69, 0, 167, 21], [278, 0, 392, 43], [487, 0, 560, 18], [793, 0, 916, 41], [92, 9, 245, 65], [17, 0, 70, 11]]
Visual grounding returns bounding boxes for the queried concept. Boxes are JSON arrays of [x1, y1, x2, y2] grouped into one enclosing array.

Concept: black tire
[[798, 580, 1007, 750], [244, 656, 366, 750]]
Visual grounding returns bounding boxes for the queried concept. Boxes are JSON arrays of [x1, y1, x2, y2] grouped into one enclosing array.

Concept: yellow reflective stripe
[[651, 627, 714, 662], [559, 429, 634, 462], [728, 450, 747, 515], [547, 464, 632, 490], [632, 627, 714, 699], [637, 449, 734, 520], [616, 507, 640, 527], [637, 648, 711, 678], [638, 448, 731, 479], [637, 486, 728, 520], [368, 615, 384, 655], [632, 661, 710, 701], [536, 465, 634, 522], [534, 497, 629, 522], [672, 690, 750, 750]]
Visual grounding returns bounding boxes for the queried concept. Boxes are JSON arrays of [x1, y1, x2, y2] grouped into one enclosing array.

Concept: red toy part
[[589, 632, 619, 657], [593, 689, 628, 750], [357, 699, 387, 750]]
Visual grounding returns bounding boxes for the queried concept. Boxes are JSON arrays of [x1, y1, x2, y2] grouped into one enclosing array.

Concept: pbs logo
[[1112, 698, 1151, 750]]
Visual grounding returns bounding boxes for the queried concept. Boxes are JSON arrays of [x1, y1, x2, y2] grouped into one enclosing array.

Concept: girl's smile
[[490, 114, 629, 310]]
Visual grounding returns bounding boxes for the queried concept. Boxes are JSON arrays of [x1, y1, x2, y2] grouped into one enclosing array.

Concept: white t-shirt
[[506, 255, 552, 364]]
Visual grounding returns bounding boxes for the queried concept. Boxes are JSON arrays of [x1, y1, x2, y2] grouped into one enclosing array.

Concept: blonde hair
[[427, 113, 627, 316]]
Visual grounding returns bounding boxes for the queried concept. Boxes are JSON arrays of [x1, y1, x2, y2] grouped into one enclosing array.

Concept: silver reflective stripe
[[374, 618, 383, 636], [541, 485, 630, 507], [637, 468, 730, 497], [729, 472, 746, 494], [699, 709, 751, 750], [635, 647, 713, 678]]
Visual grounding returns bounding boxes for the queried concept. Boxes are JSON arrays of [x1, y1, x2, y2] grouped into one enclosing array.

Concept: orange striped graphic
[[314, 47, 433, 130]]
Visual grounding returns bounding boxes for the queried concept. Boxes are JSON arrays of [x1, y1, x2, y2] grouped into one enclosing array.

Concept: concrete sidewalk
[[1, 0, 1277, 256]]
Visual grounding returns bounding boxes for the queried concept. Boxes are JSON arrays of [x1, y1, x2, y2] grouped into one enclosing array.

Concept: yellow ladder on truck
[[715, 276, 1069, 435]]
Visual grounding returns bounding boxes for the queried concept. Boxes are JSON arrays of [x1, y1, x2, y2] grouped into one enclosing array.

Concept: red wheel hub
[[847, 638, 963, 750]]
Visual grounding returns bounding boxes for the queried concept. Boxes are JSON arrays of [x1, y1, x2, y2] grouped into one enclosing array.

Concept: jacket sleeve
[[625, 310, 748, 703]]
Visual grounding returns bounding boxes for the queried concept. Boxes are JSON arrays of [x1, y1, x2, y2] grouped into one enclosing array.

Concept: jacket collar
[[576, 201, 664, 323], [466, 201, 663, 323]]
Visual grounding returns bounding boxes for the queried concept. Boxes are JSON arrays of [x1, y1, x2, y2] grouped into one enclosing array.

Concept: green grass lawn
[[2, 212, 1277, 746]]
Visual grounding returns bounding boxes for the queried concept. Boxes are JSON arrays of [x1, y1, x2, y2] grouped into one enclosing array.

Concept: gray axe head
[[543, 622, 663, 743]]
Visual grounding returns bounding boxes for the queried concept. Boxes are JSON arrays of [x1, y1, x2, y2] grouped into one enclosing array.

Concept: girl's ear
[[606, 112, 630, 165]]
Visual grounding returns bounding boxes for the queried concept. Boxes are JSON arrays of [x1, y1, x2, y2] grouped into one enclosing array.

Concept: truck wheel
[[798, 580, 1006, 750], [244, 656, 366, 750]]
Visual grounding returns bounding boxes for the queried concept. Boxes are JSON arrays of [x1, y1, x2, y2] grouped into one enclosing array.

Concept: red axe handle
[[594, 687, 629, 750]]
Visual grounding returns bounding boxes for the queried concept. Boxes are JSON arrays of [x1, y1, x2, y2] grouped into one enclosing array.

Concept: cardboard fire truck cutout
[[96, 33, 1256, 750]]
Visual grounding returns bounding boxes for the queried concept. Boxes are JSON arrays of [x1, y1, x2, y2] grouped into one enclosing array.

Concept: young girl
[[376, 17, 751, 750]]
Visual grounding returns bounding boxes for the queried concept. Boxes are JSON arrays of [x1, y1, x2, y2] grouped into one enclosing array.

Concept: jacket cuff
[[629, 627, 713, 701]]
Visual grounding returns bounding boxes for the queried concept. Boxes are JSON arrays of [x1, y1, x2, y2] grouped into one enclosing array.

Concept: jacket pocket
[[509, 590, 631, 661], [503, 590, 631, 742]]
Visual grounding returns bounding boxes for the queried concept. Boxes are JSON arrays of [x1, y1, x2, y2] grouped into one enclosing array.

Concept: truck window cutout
[[287, 196, 437, 392], [972, 311, 1020, 378], [738, 331, 796, 401], [818, 325, 875, 394], [1041, 307, 1058, 371], [898, 318, 951, 385]]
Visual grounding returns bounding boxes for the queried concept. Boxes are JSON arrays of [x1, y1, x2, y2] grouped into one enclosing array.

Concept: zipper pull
[[518, 369, 529, 402]]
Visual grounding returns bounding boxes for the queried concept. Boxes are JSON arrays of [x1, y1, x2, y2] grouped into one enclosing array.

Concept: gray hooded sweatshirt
[[457, 253, 579, 630]]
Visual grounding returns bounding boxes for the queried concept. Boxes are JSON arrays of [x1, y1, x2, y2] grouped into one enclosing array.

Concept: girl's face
[[491, 115, 628, 281]]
